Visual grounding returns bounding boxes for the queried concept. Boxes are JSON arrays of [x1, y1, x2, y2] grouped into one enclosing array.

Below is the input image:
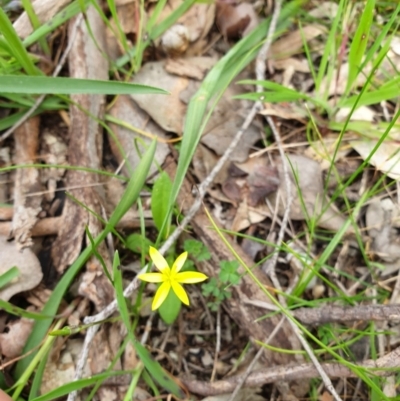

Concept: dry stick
[[183, 346, 400, 396], [0, 14, 84, 144], [226, 317, 286, 401], [244, 300, 400, 325], [210, 306, 221, 382]]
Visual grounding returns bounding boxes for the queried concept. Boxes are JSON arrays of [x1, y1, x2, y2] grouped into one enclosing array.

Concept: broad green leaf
[[151, 171, 172, 238], [126, 233, 153, 254], [0, 76, 168, 95], [159, 288, 181, 325]]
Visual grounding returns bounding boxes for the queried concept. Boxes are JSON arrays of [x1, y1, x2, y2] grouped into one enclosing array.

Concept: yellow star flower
[[138, 246, 208, 310]]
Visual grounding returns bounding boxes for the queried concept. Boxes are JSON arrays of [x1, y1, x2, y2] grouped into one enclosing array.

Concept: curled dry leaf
[[0, 236, 43, 301], [216, 2, 259, 40]]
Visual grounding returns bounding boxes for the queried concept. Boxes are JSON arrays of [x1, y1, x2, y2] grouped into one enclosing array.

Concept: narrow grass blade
[[0, 299, 50, 320], [0, 266, 19, 288], [23, 0, 90, 48], [14, 140, 157, 377], [346, 0, 375, 94], [30, 372, 129, 401], [151, 171, 172, 239], [21, 0, 50, 54], [0, 8, 39, 75], [0, 76, 168, 95]]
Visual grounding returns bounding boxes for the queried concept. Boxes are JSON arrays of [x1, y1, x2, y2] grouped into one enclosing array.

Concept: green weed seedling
[[202, 260, 240, 312]]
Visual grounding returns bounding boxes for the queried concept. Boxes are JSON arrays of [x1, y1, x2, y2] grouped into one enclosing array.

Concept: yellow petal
[[149, 247, 169, 273], [175, 271, 208, 284], [171, 251, 188, 274], [152, 281, 171, 310], [171, 281, 189, 305], [138, 273, 164, 283]]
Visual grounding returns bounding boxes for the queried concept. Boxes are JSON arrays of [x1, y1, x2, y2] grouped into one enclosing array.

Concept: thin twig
[[0, 14, 83, 143], [182, 346, 400, 396], [210, 306, 221, 382]]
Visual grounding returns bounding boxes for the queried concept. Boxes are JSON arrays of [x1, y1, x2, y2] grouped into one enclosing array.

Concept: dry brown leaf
[[116, 1, 138, 35], [270, 24, 326, 60], [366, 198, 400, 265], [41, 339, 91, 395], [230, 200, 269, 232], [0, 236, 43, 301], [164, 57, 217, 80], [351, 140, 400, 180], [108, 95, 170, 177], [192, 143, 228, 185], [309, 2, 338, 19], [216, 2, 259, 40], [267, 154, 349, 232], [260, 102, 308, 122], [131, 61, 188, 133], [156, 0, 215, 56], [0, 317, 34, 358], [132, 60, 261, 162]]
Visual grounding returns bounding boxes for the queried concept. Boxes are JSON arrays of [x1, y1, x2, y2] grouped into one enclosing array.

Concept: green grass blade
[[0, 76, 168, 95], [23, 0, 90, 48], [14, 140, 157, 378], [30, 371, 129, 401], [314, 0, 345, 97], [0, 8, 40, 75], [346, 0, 375, 94], [151, 171, 172, 239], [0, 266, 19, 288], [0, 299, 50, 320], [21, 0, 50, 54]]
